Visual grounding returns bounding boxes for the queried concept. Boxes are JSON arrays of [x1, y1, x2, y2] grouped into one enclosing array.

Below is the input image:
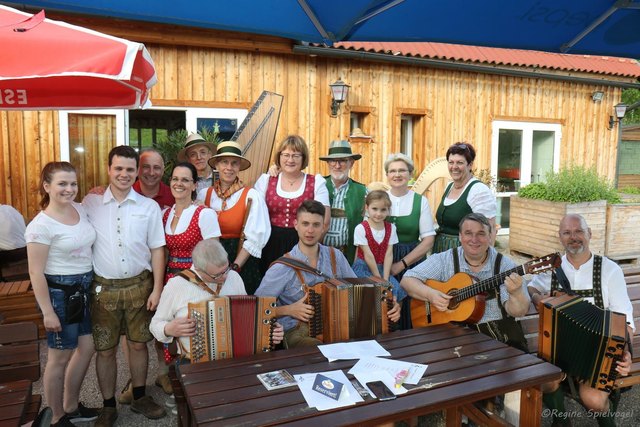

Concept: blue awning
[[6, 0, 640, 58]]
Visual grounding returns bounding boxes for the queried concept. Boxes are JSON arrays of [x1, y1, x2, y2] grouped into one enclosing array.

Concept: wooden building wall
[[0, 17, 630, 222]]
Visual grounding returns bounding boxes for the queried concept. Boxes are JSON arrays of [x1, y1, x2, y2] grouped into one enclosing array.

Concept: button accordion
[[305, 277, 395, 343], [538, 294, 628, 392], [188, 295, 277, 363]]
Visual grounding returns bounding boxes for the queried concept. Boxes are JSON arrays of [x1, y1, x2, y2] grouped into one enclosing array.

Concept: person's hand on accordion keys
[[617, 349, 632, 377], [164, 316, 197, 338], [387, 296, 401, 323], [277, 293, 315, 322], [272, 322, 284, 345]]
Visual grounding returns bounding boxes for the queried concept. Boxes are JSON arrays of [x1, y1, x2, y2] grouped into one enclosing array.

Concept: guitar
[[410, 252, 561, 327]]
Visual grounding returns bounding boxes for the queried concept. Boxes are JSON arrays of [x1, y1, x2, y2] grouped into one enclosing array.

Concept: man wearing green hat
[[177, 132, 218, 194], [320, 140, 367, 264]]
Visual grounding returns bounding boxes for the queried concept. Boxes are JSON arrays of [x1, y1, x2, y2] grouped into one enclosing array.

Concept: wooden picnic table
[[177, 323, 562, 426]]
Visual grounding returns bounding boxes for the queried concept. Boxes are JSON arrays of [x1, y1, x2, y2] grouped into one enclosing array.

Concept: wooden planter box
[[605, 202, 640, 259], [509, 196, 606, 258]]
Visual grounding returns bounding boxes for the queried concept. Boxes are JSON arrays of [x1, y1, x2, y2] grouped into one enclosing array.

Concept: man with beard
[[132, 149, 174, 210], [319, 140, 367, 264], [528, 214, 633, 427]]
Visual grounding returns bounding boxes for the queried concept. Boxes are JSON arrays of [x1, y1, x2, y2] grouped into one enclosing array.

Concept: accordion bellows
[[538, 294, 627, 392], [306, 277, 394, 343], [188, 295, 277, 363]]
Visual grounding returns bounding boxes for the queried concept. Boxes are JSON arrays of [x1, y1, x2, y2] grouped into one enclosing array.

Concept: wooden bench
[[0, 322, 41, 383], [459, 267, 640, 426], [0, 280, 44, 338], [0, 322, 42, 426], [520, 266, 640, 385]]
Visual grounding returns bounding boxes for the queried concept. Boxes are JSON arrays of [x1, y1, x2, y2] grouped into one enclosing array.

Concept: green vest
[[388, 192, 422, 243], [435, 180, 480, 236], [325, 177, 367, 264]]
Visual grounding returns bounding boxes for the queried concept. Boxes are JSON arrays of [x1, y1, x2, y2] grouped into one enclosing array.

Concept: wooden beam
[[44, 13, 295, 55]]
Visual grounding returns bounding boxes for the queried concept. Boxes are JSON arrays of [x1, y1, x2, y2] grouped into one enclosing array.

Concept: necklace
[[464, 250, 488, 267], [284, 173, 303, 186]]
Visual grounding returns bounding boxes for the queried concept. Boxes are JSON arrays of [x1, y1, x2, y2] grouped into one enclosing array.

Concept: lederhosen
[[453, 249, 528, 352]]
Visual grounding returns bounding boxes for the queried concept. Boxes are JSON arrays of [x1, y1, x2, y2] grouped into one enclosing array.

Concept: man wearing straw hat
[[177, 132, 218, 194], [319, 140, 367, 264]]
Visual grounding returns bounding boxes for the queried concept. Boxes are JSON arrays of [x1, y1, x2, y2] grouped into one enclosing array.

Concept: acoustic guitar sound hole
[[447, 290, 459, 310]]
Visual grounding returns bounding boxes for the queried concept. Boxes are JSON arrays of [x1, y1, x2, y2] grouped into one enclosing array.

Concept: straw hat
[[177, 132, 217, 162], [207, 141, 251, 171], [319, 140, 362, 161]]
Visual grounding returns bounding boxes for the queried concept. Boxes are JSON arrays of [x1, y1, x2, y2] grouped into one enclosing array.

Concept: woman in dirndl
[[384, 153, 436, 281], [197, 141, 270, 294], [163, 162, 220, 283], [254, 135, 330, 274], [433, 142, 497, 253]]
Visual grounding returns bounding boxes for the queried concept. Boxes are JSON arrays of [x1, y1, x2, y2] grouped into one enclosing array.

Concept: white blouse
[[442, 178, 497, 219], [253, 173, 330, 206], [162, 204, 221, 239], [387, 190, 436, 239], [25, 202, 96, 275], [196, 187, 271, 258]]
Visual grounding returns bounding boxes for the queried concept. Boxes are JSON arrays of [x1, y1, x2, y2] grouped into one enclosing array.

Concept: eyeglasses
[[387, 169, 409, 175], [327, 159, 350, 166], [280, 153, 303, 160], [560, 229, 586, 238], [199, 264, 231, 281], [170, 177, 194, 184]]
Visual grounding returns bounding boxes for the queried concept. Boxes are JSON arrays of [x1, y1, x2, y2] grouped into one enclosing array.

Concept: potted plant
[[509, 166, 619, 257]]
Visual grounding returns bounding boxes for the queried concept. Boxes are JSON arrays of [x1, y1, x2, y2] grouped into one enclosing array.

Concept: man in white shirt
[[0, 204, 27, 280], [83, 146, 166, 426], [528, 214, 633, 427]]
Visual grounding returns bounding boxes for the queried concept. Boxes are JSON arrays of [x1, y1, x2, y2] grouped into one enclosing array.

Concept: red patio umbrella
[[0, 5, 157, 110]]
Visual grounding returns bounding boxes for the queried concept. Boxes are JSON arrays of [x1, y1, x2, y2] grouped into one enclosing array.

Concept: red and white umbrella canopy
[[0, 5, 157, 110]]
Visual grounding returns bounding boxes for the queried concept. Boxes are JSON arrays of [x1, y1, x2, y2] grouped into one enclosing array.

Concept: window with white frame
[[400, 114, 414, 158], [491, 120, 561, 232]]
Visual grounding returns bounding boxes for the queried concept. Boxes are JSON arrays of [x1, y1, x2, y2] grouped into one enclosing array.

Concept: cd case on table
[[257, 369, 297, 390]]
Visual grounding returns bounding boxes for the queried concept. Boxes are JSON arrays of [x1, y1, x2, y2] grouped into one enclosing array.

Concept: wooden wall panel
[[0, 29, 629, 222]]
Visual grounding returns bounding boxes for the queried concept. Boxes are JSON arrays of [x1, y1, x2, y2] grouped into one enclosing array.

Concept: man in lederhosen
[[528, 214, 633, 427]]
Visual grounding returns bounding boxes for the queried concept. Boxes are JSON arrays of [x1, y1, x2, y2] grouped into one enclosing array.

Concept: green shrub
[[518, 165, 621, 204], [619, 186, 640, 195], [517, 182, 548, 200]]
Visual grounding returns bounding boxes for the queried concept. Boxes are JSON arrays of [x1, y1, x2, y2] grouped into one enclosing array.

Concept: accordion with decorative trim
[[538, 294, 627, 392], [188, 295, 276, 363], [305, 277, 395, 343]]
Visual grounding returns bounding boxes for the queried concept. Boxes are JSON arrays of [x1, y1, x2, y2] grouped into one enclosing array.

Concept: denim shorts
[[44, 271, 93, 350]]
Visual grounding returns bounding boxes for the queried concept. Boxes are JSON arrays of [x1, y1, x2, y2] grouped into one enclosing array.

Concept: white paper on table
[[348, 356, 428, 385], [318, 340, 391, 361], [295, 370, 364, 411], [353, 370, 407, 397]]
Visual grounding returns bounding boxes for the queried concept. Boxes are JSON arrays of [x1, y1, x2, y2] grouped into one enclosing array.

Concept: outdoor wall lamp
[[591, 91, 604, 102], [608, 102, 627, 130], [329, 78, 350, 117]]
